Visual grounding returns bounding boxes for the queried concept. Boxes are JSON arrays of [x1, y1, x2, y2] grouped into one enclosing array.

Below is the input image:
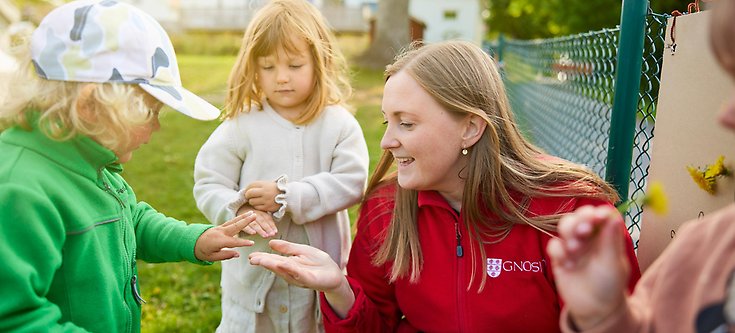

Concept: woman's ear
[[462, 114, 487, 147]]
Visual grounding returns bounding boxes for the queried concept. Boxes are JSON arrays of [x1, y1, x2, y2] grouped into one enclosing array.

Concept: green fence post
[[606, 0, 648, 201], [497, 33, 505, 63]]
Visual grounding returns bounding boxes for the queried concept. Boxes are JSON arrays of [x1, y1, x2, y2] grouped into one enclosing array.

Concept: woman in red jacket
[[249, 40, 640, 332]]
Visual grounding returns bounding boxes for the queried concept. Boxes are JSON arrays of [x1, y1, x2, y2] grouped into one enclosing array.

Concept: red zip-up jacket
[[321, 184, 641, 332]]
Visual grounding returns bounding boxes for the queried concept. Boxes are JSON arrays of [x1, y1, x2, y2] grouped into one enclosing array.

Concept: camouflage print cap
[[30, 0, 220, 120]]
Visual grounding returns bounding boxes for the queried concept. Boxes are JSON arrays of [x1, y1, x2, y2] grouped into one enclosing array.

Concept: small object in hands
[[687, 155, 731, 195]]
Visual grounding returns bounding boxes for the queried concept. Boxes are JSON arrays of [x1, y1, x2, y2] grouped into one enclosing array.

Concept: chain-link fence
[[486, 10, 670, 248]]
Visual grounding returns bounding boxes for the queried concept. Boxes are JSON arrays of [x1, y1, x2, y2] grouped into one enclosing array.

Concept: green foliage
[[127, 53, 386, 332], [486, 0, 695, 39]]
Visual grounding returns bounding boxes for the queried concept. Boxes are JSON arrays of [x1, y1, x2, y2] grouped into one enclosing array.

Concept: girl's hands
[[236, 204, 278, 238], [547, 205, 631, 330], [194, 212, 256, 261], [245, 181, 282, 212], [249, 240, 355, 318]]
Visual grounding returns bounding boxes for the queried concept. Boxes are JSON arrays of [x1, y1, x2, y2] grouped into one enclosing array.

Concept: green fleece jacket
[[0, 124, 212, 332]]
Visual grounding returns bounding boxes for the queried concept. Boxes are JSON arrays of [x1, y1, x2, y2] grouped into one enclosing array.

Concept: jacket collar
[[1, 121, 122, 179], [417, 190, 454, 210]]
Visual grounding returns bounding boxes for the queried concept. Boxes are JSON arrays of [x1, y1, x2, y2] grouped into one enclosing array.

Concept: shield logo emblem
[[487, 258, 502, 278]]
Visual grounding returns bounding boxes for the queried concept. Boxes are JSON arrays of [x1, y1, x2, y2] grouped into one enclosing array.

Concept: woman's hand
[[547, 205, 630, 330], [194, 212, 256, 261], [249, 240, 355, 318]]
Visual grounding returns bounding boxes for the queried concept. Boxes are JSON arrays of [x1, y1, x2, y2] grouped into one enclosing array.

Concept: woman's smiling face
[[380, 70, 470, 196]]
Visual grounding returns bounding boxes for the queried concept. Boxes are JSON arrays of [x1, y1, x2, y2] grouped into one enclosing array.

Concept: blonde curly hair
[[0, 49, 160, 154]]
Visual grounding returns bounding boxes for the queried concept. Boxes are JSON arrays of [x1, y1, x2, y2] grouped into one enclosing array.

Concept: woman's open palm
[[249, 240, 344, 292]]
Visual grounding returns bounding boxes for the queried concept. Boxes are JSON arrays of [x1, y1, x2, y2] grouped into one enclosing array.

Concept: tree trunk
[[357, 0, 410, 69]]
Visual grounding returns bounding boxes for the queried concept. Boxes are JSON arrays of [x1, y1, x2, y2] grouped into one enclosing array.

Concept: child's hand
[[244, 180, 282, 212], [236, 205, 278, 238], [546, 205, 630, 330], [194, 212, 257, 262]]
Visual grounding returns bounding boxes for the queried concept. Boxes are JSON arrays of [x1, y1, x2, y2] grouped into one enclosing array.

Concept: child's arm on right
[[279, 116, 369, 224]]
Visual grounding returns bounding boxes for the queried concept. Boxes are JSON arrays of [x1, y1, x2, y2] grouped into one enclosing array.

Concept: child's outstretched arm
[[547, 205, 631, 330], [133, 200, 253, 264], [194, 212, 257, 261]]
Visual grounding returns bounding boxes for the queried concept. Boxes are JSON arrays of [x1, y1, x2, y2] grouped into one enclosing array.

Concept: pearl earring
[[461, 148, 468, 156]]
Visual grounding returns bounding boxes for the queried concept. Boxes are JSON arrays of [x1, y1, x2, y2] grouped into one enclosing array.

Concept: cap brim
[[139, 83, 220, 120]]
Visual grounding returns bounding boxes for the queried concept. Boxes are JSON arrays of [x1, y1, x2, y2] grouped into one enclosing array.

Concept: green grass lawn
[[125, 53, 385, 332]]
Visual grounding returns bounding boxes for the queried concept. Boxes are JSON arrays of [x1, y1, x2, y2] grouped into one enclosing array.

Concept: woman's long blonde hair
[[0, 48, 159, 154], [224, 0, 351, 124], [369, 41, 618, 291]]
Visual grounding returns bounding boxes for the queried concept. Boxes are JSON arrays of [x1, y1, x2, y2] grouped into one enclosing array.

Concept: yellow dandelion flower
[[642, 182, 668, 215], [616, 181, 668, 216], [688, 165, 715, 194], [688, 156, 731, 195], [704, 155, 729, 179]]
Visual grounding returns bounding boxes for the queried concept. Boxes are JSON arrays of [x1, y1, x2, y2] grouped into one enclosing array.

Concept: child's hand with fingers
[[244, 180, 282, 212], [547, 205, 631, 330], [237, 204, 278, 238], [194, 212, 257, 262]]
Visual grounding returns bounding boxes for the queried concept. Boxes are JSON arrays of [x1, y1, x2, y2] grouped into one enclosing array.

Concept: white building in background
[[118, 0, 484, 41], [344, 0, 484, 44], [118, 0, 366, 34], [409, 0, 483, 44]]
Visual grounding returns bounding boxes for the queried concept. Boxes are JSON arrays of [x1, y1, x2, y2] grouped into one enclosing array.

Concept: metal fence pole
[[497, 33, 505, 63], [606, 0, 648, 201]]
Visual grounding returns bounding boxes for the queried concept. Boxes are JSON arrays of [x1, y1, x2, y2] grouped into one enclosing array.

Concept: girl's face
[[114, 97, 162, 164], [256, 38, 315, 120], [380, 71, 471, 200]]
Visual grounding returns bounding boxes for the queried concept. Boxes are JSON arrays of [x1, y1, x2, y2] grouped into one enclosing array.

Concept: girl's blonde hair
[[224, 0, 351, 124], [0, 48, 160, 154], [369, 41, 619, 291]]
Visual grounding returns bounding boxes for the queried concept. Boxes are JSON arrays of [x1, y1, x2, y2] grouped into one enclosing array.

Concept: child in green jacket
[[0, 1, 256, 331]]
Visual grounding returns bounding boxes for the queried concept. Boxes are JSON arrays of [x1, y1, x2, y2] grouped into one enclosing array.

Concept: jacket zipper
[[131, 275, 146, 304], [455, 218, 467, 332], [100, 168, 134, 333], [454, 220, 463, 257]]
